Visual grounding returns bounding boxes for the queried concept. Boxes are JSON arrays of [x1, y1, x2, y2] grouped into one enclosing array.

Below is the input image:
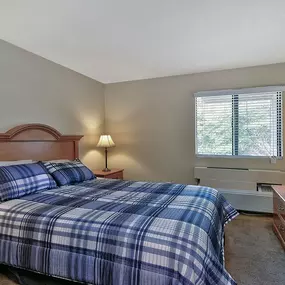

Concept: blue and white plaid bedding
[[0, 179, 238, 285], [43, 159, 95, 186], [0, 162, 57, 202]]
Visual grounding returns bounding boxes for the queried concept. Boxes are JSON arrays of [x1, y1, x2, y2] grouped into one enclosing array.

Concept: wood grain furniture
[[93, 168, 124, 179], [0, 124, 82, 161], [272, 185, 285, 249]]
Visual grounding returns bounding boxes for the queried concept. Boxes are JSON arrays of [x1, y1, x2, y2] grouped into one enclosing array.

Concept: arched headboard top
[[0, 124, 83, 161], [0, 124, 83, 142]]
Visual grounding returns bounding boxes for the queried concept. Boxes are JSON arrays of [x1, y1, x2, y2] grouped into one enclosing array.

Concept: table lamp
[[97, 135, 115, 172]]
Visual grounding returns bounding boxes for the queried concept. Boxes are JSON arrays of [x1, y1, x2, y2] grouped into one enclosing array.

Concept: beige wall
[[2, 38, 285, 184], [105, 63, 285, 184], [0, 40, 105, 169]]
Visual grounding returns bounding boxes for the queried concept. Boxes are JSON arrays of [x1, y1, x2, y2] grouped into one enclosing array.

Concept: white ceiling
[[0, 0, 285, 83]]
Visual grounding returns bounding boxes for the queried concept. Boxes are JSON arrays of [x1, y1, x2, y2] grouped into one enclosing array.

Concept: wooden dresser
[[272, 185, 285, 249]]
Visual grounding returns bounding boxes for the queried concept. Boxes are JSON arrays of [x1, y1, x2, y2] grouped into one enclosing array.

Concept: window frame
[[194, 86, 284, 159]]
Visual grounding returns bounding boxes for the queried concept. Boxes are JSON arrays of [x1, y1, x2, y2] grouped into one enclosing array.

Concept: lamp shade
[[97, 135, 115, 148]]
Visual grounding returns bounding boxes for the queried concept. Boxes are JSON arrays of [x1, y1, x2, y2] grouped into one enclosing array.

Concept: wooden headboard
[[0, 124, 83, 161]]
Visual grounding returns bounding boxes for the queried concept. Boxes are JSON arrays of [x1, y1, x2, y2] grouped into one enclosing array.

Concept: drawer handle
[[278, 224, 285, 232], [279, 205, 285, 212]]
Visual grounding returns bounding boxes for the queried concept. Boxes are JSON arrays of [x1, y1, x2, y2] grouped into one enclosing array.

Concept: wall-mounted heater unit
[[194, 167, 284, 213]]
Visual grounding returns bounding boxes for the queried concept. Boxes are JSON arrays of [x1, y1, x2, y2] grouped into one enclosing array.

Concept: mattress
[[0, 178, 238, 285]]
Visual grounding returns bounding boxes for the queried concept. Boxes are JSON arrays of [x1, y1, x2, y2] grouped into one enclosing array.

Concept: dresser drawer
[[272, 186, 285, 250], [273, 213, 285, 244], [274, 192, 285, 222]]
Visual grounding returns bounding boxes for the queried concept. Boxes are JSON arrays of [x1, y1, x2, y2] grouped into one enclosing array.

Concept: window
[[195, 87, 283, 157]]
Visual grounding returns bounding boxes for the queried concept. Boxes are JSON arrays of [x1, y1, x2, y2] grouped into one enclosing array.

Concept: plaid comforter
[[0, 179, 238, 285]]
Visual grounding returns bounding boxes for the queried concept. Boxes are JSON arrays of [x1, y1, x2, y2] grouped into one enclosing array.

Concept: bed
[[0, 124, 238, 285]]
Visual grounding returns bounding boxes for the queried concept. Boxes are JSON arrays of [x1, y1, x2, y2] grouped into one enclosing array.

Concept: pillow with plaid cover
[[42, 159, 95, 186], [0, 162, 57, 202]]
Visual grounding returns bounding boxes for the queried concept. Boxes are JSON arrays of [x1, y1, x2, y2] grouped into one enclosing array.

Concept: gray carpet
[[225, 214, 285, 285], [0, 214, 284, 285]]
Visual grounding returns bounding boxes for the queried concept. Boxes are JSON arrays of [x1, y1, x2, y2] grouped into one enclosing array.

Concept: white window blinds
[[195, 88, 283, 157]]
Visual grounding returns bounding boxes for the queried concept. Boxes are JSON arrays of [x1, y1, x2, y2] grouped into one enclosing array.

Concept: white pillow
[[0, 160, 33, 166]]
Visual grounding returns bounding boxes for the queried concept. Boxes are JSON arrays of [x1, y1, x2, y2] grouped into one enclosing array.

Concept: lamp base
[[102, 167, 111, 172]]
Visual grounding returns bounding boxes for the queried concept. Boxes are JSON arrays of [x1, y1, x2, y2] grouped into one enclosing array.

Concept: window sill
[[196, 155, 283, 160]]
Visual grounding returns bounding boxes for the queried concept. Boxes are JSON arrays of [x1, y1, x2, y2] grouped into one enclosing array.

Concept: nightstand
[[93, 168, 124, 179]]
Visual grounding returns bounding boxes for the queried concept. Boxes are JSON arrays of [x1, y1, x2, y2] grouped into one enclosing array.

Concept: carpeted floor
[[225, 214, 285, 285], [0, 214, 284, 285]]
